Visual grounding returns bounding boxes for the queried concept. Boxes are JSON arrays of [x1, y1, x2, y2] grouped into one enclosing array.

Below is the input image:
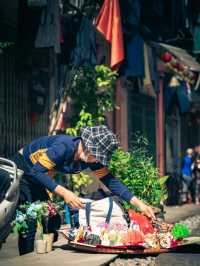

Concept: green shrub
[[109, 135, 168, 208]]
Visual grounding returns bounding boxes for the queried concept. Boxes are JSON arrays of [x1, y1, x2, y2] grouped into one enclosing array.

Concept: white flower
[[16, 211, 26, 223]]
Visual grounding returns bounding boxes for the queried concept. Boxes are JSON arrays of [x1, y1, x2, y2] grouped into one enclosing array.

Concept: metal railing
[[0, 49, 49, 158]]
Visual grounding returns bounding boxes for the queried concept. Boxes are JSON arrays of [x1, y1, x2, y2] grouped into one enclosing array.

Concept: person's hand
[[130, 196, 156, 220], [63, 190, 84, 209], [55, 185, 84, 209]]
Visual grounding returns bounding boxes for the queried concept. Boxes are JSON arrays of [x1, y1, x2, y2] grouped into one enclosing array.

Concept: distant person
[[181, 148, 194, 203], [194, 145, 200, 157], [192, 154, 200, 205]]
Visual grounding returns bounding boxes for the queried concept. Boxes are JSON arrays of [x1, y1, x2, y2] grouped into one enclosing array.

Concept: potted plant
[[12, 201, 61, 253], [109, 135, 168, 218], [12, 202, 46, 254]]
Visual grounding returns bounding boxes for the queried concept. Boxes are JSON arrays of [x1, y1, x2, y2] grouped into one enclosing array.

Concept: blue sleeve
[[100, 173, 134, 202], [27, 140, 74, 191], [30, 162, 58, 192], [45, 141, 74, 165], [88, 163, 134, 202]]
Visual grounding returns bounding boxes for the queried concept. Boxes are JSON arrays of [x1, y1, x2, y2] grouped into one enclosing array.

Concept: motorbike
[[0, 158, 23, 248]]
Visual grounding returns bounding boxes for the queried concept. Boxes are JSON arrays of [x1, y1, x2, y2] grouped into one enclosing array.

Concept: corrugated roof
[[153, 42, 200, 72]]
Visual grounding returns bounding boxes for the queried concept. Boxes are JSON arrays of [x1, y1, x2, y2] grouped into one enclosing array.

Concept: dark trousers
[[12, 154, 60, 255]]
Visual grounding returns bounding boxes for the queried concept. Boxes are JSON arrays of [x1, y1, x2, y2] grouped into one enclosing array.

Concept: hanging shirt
[[20, 135, 133, 202], [193, 14, 200, 54], [119, 0, 144, 77], [35, 0, 60, 53], [71, 17, 97, 66]]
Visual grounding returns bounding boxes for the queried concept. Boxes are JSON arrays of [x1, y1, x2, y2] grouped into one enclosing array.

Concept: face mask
[[80, 152, 89, 162], [80, 152, 98, 163]]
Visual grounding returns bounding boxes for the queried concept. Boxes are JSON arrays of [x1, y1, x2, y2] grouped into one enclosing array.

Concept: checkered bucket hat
[[80, 125, 119, 166]]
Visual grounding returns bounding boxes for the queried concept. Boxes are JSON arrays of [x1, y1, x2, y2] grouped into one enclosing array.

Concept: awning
[[151, 42, 200, 72]]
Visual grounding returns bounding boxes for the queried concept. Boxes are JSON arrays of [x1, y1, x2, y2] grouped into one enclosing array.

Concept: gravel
[[179, 215, 200, 236], [109, 215, 200, 266], [110, 257, 156, 266]]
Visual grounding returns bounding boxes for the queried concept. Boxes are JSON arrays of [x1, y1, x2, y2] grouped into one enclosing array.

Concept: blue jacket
[[21, 134, 133, 202], [181, 155, 192, 176]]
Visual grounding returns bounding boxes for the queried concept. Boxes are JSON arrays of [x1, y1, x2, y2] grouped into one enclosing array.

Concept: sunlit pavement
[[0, 204, 200, 266]]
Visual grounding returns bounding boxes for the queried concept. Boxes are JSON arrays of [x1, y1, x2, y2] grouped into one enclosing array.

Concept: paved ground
[[0, 234, 117, 266], [0, 226, 117, 266], [0, 204, 200, 266], [164, 204, 200, 223], [156, 253, 200, 266], [1, 248, 117, 266]]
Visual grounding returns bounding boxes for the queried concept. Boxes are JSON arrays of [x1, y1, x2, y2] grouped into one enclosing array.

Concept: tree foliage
[[67, 65, 117, 126]]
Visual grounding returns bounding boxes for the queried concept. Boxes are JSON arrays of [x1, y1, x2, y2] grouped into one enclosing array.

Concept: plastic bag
[[128, 209, 154, 235]]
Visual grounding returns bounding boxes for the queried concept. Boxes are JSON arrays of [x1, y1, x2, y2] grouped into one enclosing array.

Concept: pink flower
[[47, 202, 57, 217]]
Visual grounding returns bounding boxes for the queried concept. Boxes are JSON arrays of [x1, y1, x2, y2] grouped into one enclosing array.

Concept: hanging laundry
[[35, 0, 60, 53], [143, 44, 151, 88], [176, 81, 191, 114], [170, 0, 188, 36], [95, 0, 124, 70], [143, 43, 156, 97], [96, 31, 110, 66], [59, 14, 81, 64], [140, 0, 164, 41], [148, 46, 159, 92], [71, 17, 97, 66], [49, 65, 69, 135], [119, 0, 144, 77], [164, 77, 191, 114], [193, 14, 200, 54], [49, 95, 68, 135], [120, 32, 144, 78]]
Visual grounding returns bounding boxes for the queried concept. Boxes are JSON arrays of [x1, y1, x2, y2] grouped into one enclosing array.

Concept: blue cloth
[[64, 204, 71, 224], [193, 14, 200, 54], [181, 155, 192, 176], [21, 135, 133, 202], [176, 82, 191, 114], [100, 174, 133, 202], [119, 0, 144, 77], [120, 33, 144, 77], [70, 17, 97, 66], [164, 80, 190, 114]]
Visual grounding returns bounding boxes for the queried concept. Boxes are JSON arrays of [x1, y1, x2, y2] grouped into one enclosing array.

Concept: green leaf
[[108, 135, 166, 208], [158, 175, 169, 186]]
